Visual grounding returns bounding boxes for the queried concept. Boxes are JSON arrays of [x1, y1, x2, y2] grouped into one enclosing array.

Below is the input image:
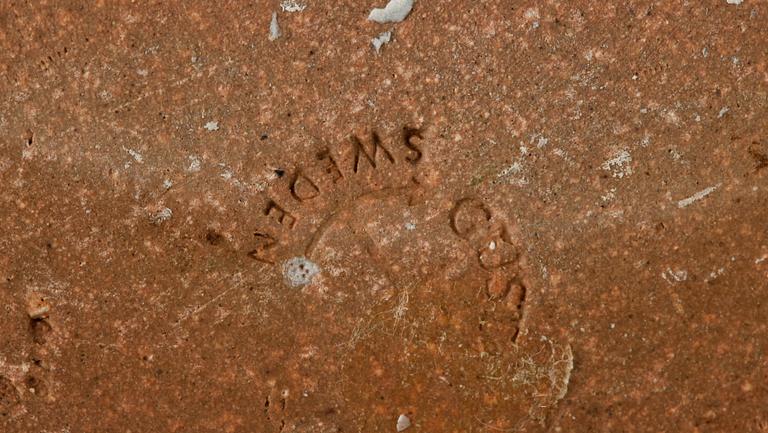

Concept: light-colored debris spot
[[677, 183, 721, 208], [269, 12, 281, 41], [218, 163, 247, 189], [640, 134, 651, 147], [123, 147, 143, 163], [187, 155, 201, 172], [26, 294, 51, 319], [601, 150, 633, 178], [718, 106, 730, 118], [497, 161, 528, 186], [663, 268, 688, 283], [368, 0, 413, 23], [669, 148, 683, 162], [150, 207, 173, 224], [706, 267, 726, 282], [601, 188, 616, 202], [404, 222, 416, 231], [727, 0, 743, 5], [162, 179, 173, 190], [508, 339, 574, 422], [204, 121, 219, 131], [371, 30, 392, 53], [498, 162, 523, 177], [556, 344, 574, 400], [280, 0, 306, 12], [396, 414, 411, 432], [283, 257, 320, 287], [219, 166, 234, 181]]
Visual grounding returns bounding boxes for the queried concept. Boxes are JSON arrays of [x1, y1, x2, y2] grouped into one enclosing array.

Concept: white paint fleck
[[151, 207, 173, 224], [396, 414, 411, 432], [269, 12, 281, 41], [123, 147, 143, 163], [601, 150, 633, 178], [187, 155, 201, 172], [280, 0, 306, 12], [498, 162, 522, 177], [283, 257, 320, 287], [368, 0, 413, 23], [137, 69, 148, 77], [162, 179, 173, 189], [669, 148, 683, 162], [601, 188, 616, 202], [707, 267, 726, 281], [404, 222, 416, 231], [718, 106, 730, 118], [489, 240, 496, 251], [664, 268, 688, 282], [497, 161, 528, 186], [371, 30, 392, 53], [677, 183, 721, 208], [220, 167, 234, 181], [204, 121, 220, 131], [536, 136, 549, 148], [523, 8, 540, 20]]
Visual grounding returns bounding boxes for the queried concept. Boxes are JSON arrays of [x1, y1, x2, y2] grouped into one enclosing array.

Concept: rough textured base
[[1, 1, 767, 432]]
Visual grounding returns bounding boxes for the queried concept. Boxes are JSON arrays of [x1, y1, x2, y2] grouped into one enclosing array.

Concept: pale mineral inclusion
[[368, 0, 414, 24], [396, 414, 411, 431], [269, 12, 281, 41], [371, 30, 392, 53], [283, 257, 320, 287]]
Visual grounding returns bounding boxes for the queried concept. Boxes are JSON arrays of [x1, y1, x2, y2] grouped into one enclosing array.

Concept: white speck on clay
[[283, 257, 320, 287], [498, 162, 522, 177], [368, 0, 413, 23], [280, 0, 306, 12], [396, 414, 411, 432], [524, 7, 540, 20], [123, 147, 143, 163], [162, 179, 173, 189], [718, 106, 730, 118], [269, 12, 281, 41], [404, 222, 416, 231], [727, 0, 743, 5], [497, 161, 528, 186], [601, 150, 633, 178], [204, 121, 219, 131], [371, 30, 392, 53], [187, 155, 201, 172], [677, 183, 721, 208], [664, 268, 688, 282], [151, 207, 173, 224]]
